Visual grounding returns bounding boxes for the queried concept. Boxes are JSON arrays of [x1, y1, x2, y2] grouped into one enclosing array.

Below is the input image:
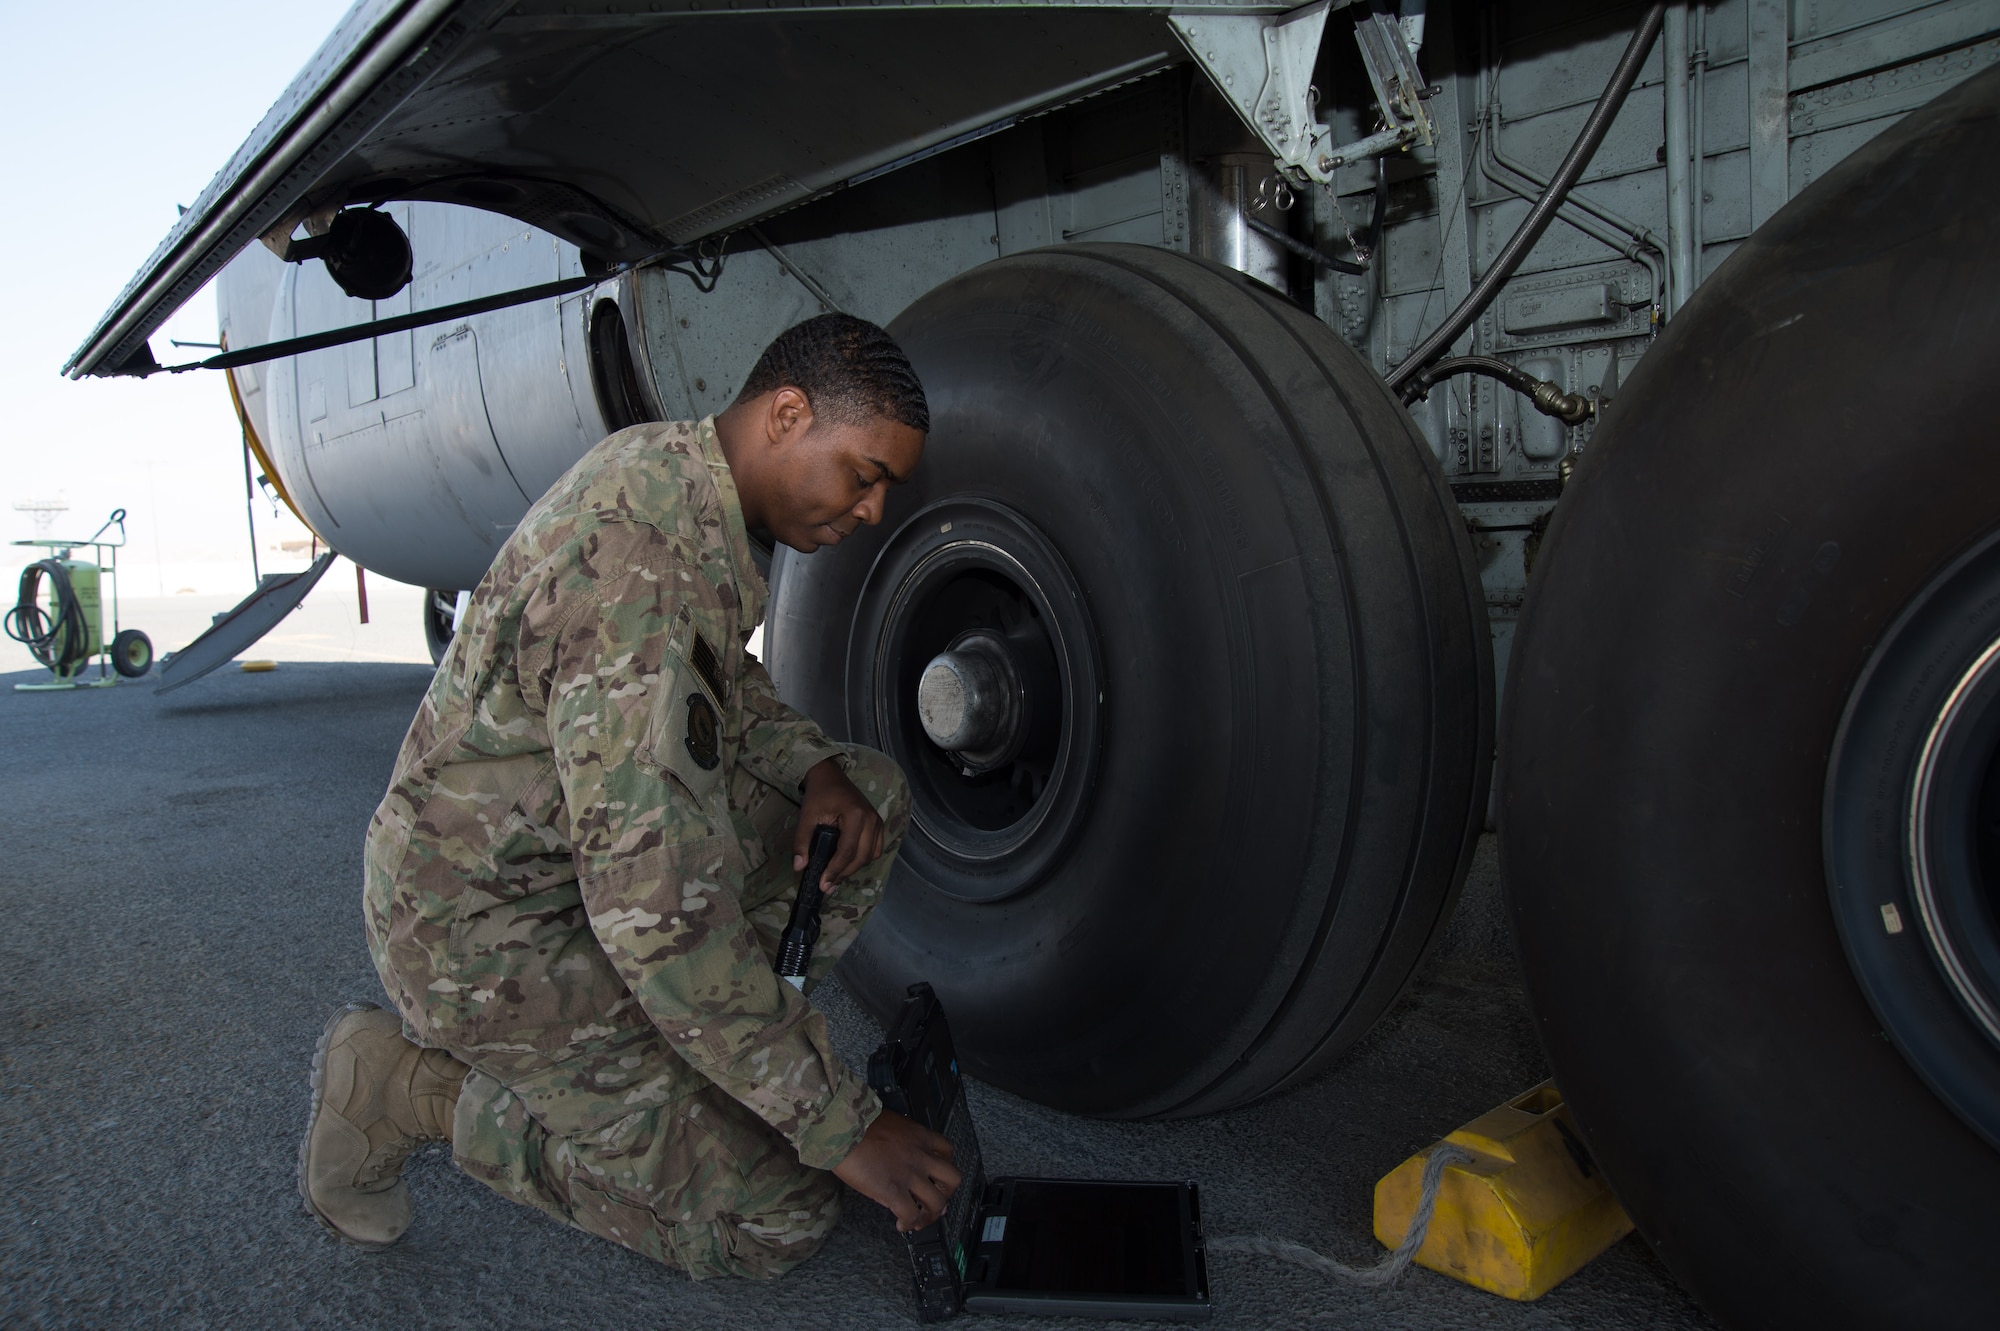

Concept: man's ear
[[767, 386, 814, 447]]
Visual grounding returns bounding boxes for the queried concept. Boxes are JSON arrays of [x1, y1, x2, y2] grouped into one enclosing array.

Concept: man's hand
[[795, 757, 884, 892], [832, 1109, 962, 1233]]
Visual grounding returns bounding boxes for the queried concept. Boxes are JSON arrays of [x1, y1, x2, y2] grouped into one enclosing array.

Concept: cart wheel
[[111, 629, 153, 678]]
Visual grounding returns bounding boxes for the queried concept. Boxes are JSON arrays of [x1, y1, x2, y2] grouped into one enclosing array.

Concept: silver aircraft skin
[[222, 206, 610, 591]]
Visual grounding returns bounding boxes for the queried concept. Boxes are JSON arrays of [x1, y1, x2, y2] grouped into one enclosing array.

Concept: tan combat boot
[[298, 1002, 467, 1248]]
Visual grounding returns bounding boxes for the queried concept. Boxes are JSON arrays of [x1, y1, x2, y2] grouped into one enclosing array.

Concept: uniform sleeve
[[733, 657, 846, 792], [535, 527, 880, 1169]]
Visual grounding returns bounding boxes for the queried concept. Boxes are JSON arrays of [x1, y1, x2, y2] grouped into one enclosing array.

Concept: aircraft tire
[[423, 588, 457, 667], [1501, 69, 2000, 1328], [768, 244, 1491, 1118]]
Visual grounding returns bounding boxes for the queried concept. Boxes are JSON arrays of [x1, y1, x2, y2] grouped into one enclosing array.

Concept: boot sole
[[298, 1001, 401, 1251]]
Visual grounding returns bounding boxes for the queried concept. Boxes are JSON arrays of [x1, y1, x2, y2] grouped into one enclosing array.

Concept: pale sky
[[0, 1, 357, 588]]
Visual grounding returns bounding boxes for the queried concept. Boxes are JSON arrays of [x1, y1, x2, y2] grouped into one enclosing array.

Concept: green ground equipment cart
[[5, 508, 152, 691]]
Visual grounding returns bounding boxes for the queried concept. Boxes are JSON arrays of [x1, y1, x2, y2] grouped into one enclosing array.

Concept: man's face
[[759, 401, 925, 553]]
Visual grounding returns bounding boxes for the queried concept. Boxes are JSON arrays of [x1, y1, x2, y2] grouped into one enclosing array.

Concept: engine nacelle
[[220, 203, 646, 591], [219, 198, 916, 593]]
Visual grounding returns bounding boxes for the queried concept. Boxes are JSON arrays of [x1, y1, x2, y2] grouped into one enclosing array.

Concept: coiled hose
[[5, 559, 90, 674]]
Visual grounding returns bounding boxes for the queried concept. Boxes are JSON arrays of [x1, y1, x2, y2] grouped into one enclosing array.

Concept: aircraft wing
[[66, 0, 1299, 381]]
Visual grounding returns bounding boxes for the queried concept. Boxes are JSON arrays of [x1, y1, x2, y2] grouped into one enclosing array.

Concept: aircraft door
[[372, 209, 416, 399]]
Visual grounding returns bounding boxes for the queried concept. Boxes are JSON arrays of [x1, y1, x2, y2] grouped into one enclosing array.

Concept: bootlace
[[355, 1135, 421, 1190]]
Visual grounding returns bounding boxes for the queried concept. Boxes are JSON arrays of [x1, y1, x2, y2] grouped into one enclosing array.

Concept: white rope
[[1207, 1144, 1475, 1289]]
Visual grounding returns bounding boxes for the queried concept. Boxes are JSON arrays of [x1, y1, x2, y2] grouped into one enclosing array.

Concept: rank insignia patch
[[684, 693, 721, 770], [690, 631, 727, 701]]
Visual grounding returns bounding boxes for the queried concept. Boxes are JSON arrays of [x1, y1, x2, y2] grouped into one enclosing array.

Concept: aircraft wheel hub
[[917, 631, 1029, 767], [857, 499, 1099, 903]]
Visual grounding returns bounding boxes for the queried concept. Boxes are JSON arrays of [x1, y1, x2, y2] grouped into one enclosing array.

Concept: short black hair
[[735, 313, 930, 433]]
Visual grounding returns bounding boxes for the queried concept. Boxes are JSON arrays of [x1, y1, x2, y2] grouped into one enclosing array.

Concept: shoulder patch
[[641, 641, 727, 806], [683, 692, 721, 770]]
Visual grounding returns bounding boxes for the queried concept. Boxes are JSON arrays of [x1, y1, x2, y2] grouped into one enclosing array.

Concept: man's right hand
[[831, 1108, 962, 1232]]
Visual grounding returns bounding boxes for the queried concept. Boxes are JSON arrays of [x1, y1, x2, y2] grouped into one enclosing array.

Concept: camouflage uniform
[[362, 418, 908, 1278]]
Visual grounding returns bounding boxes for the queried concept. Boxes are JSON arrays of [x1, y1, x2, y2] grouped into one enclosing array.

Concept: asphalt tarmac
[[0, 660, 1717, 1330]]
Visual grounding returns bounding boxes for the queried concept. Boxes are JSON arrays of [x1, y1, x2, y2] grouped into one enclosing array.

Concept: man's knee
[[452, 1060, 845, 1280], [658, 1163, 844, 1278]]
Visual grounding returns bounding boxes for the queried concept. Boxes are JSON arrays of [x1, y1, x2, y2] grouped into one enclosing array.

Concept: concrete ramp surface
[[0, 660, 1713, 1329]]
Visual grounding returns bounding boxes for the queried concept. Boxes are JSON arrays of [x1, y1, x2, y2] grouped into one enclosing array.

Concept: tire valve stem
[[776, 824, 840, 991]]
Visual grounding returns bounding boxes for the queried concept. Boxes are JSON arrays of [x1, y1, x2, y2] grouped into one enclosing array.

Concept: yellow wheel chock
[[1373, 1080, 1633, 1300]]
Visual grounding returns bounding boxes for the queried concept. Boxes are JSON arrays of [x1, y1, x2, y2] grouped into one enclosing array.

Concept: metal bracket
[[1348, 11, 1434, 162], [1169, 2, 1434, 186], [1170, 2, 1335, 182], [258, 201, 340, 262]]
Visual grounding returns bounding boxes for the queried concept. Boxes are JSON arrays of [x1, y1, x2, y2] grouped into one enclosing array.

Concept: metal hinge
[[1169, 3, 1434, 187]]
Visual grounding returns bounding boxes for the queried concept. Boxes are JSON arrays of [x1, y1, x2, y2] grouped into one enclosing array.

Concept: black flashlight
[[777, 823, 840, 990]]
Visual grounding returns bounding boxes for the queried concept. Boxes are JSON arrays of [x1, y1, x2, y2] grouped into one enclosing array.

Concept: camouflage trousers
[[447, 746, 908, 1279]]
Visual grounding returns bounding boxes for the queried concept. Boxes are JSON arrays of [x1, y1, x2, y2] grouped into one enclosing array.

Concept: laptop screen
[[990, 1181, 1190, 1296]]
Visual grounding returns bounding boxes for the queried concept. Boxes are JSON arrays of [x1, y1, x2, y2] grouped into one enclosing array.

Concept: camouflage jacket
[[363, 418, 878, 1170]]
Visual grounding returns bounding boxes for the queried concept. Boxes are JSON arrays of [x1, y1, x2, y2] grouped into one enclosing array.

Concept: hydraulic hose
[[1386, 2, 1668, 393], [5, 559, 90, 673], [1248, 215, 1367, 274], [1398, 354, 1595, 425], [1363, 154, 1390, 260]]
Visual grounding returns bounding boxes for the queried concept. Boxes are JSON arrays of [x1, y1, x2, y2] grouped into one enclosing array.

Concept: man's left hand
[[795, 757, 884, 892]]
